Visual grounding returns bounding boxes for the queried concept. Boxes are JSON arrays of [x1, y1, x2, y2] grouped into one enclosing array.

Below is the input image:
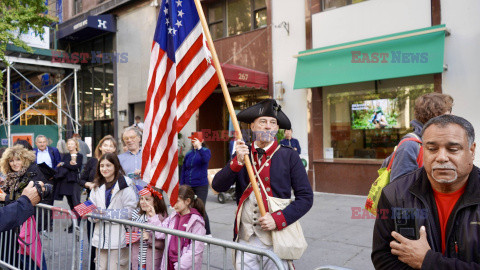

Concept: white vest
[[238, 191, 272, 246]]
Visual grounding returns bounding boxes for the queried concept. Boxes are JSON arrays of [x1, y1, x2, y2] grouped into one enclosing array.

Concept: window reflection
[[323, 76, 434, 159]]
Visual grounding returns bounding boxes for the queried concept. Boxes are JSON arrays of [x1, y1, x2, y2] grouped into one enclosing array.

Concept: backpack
[[365, 133, 423, 215]]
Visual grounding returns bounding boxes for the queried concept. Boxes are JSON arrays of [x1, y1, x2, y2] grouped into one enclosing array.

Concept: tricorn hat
[[236, 99, 291, 129]]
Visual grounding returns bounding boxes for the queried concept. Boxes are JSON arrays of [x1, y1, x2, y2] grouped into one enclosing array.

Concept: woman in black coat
[[55, 138, 83, 229]]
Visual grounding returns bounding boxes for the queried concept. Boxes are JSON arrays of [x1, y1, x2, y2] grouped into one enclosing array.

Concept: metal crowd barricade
[[77, 212, 287, 270], [1, 202, 286, 270], [0, 203, 78, 270]]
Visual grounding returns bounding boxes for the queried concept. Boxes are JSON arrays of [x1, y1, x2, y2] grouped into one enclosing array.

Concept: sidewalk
[[206, 191, 376, 270]]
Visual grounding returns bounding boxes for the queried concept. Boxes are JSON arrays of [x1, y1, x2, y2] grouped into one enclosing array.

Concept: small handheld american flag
[[126, 232, 141, 244], [74, 200, 97, 217]]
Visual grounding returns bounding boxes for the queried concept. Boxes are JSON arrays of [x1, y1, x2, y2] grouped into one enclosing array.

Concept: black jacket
[[372, 166, 480, 270], [78, 157, 98, 188], [54, 153, 83, 198]]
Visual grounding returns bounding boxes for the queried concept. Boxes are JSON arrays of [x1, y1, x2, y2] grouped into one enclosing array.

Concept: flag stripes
[[142, 1, 218, 206]]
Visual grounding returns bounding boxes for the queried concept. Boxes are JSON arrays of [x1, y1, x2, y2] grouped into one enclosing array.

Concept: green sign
[[0, 125, 59, 148], [294, 25, 446, 89]]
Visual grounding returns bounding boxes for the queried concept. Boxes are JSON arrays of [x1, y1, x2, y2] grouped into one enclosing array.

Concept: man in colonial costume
[[212, 99, 313, 269]]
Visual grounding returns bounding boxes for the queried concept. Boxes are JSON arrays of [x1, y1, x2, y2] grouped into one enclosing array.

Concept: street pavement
[[50, 190, 376, 270]]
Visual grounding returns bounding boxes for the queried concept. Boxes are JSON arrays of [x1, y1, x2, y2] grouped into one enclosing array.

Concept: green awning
[[294, 25, 447, 89]]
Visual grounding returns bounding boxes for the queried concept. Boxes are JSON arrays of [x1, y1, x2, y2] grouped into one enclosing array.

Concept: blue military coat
[[212, 140, 313, 239]]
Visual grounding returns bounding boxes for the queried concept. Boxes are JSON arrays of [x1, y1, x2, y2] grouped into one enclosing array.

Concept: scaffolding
[[1, 55, 81, 147]]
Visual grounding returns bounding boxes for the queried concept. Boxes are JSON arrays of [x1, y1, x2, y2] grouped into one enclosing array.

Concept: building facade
[[293, 0, 480, 195], [0, 0, 77, 148], [56, 0, 276, 163], [51, 0, 480, 197], [198, 0, 272, 168], [56, 0, 157, 147]]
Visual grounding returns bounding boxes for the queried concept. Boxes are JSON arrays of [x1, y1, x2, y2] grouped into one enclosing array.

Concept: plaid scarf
[[4, 167, 27, 196]]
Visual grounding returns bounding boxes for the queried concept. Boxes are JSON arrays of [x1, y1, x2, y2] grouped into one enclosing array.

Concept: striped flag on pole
[[142, 0, 219, 205]]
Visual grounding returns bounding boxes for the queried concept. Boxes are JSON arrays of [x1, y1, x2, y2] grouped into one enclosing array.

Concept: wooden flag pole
[[193, 0, 267, 217]]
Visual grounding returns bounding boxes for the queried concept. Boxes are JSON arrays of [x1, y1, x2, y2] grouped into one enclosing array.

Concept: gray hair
[[122, 127, 142, 143], [35, 134, 47, 142], [422, 115, 475, 146]]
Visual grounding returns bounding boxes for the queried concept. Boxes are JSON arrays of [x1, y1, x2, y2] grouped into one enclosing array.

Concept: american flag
[[142, 0, 218, 205], [125, 232, 141, 244], [74, 200, 97, 217]]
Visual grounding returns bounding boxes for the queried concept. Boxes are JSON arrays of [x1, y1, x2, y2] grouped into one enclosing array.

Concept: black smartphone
[[393, 208, 419, 240]]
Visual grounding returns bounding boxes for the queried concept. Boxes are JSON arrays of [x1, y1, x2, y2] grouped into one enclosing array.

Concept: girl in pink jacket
[[131, 186, 168, 270], [158, 185, 206, 270]]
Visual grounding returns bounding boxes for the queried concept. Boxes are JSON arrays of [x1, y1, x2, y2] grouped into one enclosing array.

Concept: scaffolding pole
[[7, 66, 11, 147], [2, 56, 81, 146], [57, 74, 62, 141], [74, 69, 78, 133]]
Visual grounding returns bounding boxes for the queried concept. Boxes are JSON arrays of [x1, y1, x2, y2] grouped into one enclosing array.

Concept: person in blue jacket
[[34, 135, 62, 169], [0, 181, 42, 232], [180, 131, 212, 235], [212, 99, 313, 269], [280, 129, 301, 155]]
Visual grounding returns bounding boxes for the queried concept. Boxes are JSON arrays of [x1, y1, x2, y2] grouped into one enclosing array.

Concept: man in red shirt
[[372, 115, 480, 269]]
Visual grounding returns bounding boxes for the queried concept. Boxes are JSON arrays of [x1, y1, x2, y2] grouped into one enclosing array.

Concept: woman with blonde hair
[[0, 145, 45, 204], [54, 138, 83, 232], [0, 144, 47, 270]]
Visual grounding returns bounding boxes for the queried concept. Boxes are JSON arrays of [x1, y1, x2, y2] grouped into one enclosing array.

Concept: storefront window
[[207, 0, 267, 39], [322, 0, 366, 10], [72, 34, 114, 143], [208, 2, 224, 40], [227, 0, 252, 36], [74, 0, 82, 15], [254, 0, 267, 29], [323, 75, 434, 159]]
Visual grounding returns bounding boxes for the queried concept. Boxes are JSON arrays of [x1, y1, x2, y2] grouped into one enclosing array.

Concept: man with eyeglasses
[[212, 99, 313, 269], [118, 127, 147, 187]]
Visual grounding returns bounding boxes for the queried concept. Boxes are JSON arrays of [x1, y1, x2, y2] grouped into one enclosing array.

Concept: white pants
[[96, 247, 129, 270], [235, 236, 290, 270]]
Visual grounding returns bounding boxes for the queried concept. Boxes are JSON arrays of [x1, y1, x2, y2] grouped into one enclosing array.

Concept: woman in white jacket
[[89, 153, 138, 270]]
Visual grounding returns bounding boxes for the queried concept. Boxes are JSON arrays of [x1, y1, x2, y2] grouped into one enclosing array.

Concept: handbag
[[365, 134, 423, 215], [265, 193, 308, 260], [251, 149, 308, 260], [54, 166, 69, 181]]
